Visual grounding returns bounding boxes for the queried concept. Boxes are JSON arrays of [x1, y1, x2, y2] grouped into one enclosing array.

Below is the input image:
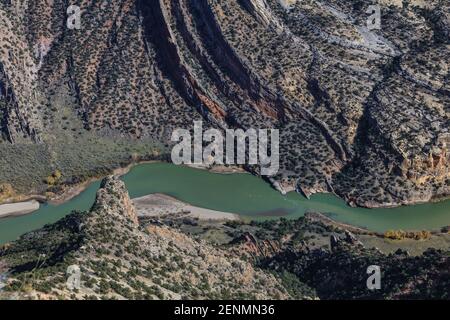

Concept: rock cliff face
[[93, 176, 139, 226], [0, 0, 448, 207], [230, 232, 282, 259]]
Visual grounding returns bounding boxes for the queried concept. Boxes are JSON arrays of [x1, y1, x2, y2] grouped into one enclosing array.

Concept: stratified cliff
[[0, 0, 448, 207]]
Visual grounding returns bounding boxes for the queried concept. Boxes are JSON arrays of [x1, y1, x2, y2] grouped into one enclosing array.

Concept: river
[[0, 162, 449, 244]]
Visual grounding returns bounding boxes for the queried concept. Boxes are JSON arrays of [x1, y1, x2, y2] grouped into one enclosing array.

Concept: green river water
[[0, 162, 449, 244]]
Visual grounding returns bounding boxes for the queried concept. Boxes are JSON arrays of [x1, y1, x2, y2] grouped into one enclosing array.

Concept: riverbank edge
[[0, 200, 40, 219], [133, 193, 240, 221], [0, 161, 247, 219], [274, 176, 450, 210], [0, 160, 449, 225]]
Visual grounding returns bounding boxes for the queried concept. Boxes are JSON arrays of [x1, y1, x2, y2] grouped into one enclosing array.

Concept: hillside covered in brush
[[0, 176, 448, 300], [0, 0, 449, 207]]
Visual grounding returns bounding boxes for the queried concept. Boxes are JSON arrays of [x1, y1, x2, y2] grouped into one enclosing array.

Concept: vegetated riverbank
[[0, 157, 247, 206], [0, 156, 158, 218], [47, 160, 162, 206], [0, 162, 449, 246], [0, 160, 245, 220], [1, 151, 449, 214], [1, 160, 450, 232], [47, 161, 248, 207]]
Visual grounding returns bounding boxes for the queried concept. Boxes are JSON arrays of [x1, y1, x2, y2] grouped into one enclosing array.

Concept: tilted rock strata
[[0, 0, 448, 207]]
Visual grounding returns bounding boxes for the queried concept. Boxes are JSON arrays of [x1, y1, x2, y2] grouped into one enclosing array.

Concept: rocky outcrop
[[92, 176, 139, 226], [230, 232, 281, 259], [330, 230, 364, 252]]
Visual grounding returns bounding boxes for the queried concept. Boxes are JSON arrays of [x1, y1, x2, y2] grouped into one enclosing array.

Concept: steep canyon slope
[[0, 0, 449, 207]]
